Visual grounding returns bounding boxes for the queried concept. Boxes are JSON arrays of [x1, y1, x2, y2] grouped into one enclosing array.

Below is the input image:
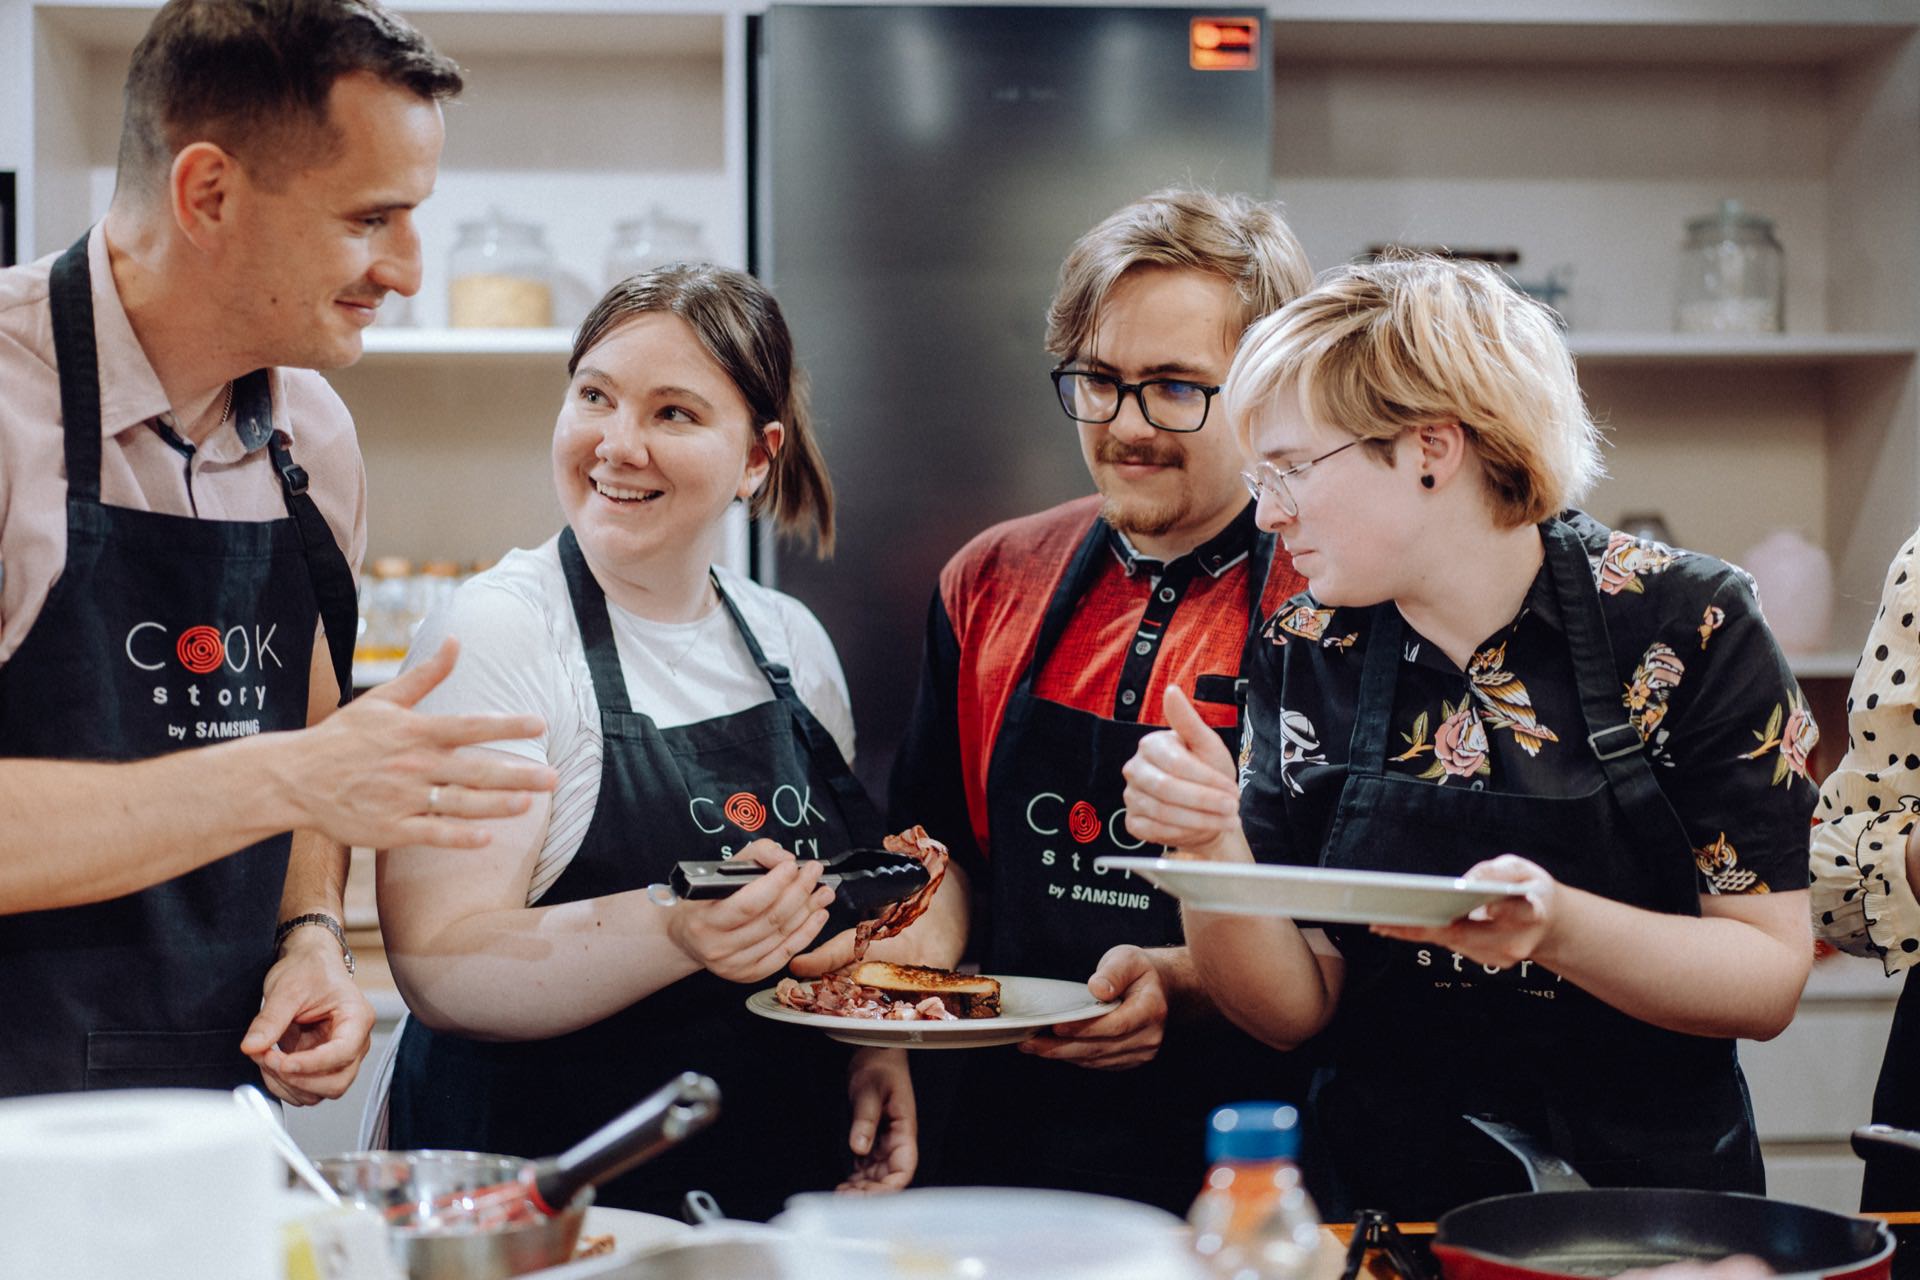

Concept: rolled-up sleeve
[[1811, 530, 1920, 973]]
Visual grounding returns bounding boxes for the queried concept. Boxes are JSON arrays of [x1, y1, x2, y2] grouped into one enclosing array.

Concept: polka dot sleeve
[[1810, 529, 1920, 974]]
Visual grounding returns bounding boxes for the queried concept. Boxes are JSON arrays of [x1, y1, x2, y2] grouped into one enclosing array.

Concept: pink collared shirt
[[0, 223, 367, 667]]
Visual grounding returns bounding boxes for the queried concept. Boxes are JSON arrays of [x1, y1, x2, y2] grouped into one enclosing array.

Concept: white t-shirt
[[405, 535, 856, 903]]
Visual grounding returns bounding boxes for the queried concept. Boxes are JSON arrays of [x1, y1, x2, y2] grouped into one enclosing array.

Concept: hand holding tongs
[[663, 847, 931, 936]]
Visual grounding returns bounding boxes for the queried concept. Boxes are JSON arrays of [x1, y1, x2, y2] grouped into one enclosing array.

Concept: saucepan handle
[[1462, 1116, 1591, 1193], [528, 1072, 722, 1212]]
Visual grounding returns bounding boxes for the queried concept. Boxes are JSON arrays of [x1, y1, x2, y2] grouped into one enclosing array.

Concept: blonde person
[[376, 266, 949, 1217], [1811, 527, 1920, 1209], [1120, 255, 1818, 1219]]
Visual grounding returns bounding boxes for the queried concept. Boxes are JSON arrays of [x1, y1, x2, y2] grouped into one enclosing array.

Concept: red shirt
[[889, 495, 1304, 865]]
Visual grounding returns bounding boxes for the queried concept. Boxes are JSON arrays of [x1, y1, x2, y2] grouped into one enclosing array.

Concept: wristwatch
[[274, 912, 356, 975]]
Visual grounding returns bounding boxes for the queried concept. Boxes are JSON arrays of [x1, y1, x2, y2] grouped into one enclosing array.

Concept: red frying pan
[[1427, 1119, 1893, 1280]]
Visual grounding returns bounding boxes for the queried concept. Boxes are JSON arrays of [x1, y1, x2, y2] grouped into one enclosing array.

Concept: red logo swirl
[[1068, 800, 1102, 844], [724, 791, 767, 832], [176, 626, 225, 674]]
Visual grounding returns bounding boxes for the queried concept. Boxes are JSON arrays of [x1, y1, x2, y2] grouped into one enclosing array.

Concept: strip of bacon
[[773, 826, 961, 1022], [851, 825, 949, 963]]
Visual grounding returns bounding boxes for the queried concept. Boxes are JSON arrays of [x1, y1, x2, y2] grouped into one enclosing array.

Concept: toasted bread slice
[[844, 961, 1002, 1019]]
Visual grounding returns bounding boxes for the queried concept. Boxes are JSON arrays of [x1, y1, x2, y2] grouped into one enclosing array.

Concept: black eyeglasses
[[1051, 368, 1221, 433]]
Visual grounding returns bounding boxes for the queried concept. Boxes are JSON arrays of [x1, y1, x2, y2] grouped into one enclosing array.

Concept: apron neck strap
[[1234, 527, 1278, 703], [1018, 514, 1114, 695], [558, 526, 637, 715], [1540, 517, 1697, 865], [264, 410, 357, 706], [48, 232, 103, 505], [1347, 602, 1406, 774]]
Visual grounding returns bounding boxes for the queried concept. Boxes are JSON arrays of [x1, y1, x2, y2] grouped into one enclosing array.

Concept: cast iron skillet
[[1427, 1118, 1893, 1280]]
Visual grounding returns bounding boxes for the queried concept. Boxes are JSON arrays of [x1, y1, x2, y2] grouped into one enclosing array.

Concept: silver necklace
[[662, 587, 723, 677]]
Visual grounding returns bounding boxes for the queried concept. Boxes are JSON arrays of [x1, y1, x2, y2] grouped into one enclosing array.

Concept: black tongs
[[669, 847, 931, 932]]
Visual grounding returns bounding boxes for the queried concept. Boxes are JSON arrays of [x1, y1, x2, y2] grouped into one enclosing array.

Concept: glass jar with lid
[[355, 555, 417, 665], [1675, 200, 1784, 334], [604, 205, 709, 288], [449, 209, 555, 328]]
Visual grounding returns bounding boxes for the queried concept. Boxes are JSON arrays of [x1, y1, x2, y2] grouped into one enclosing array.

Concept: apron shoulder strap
[[557, 526, 636, 716], [1541, 519, 1699, 893], [1011, 513, 1113, 705], [263, 400, 358, 706], [711, 572, 881, 841], [48, 232, 103, 505], [1343, 602, 1406, 774], [1233, 529, 1279, 704]]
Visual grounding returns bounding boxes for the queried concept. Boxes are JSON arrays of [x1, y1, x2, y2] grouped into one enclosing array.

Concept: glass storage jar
[[355, 556, 417, 664], [604, 205, 708, 288], [449, 210, 555, 328], [1675, 200, 1784, 334]]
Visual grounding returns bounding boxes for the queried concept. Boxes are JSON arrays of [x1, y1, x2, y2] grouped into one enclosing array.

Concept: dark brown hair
[[1046, 188, 1313, 363], [117, 0, 463, 192], [570, 264, 836, 557]]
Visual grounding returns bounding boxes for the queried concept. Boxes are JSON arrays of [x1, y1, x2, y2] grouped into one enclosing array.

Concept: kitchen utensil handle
[[683, 1189, 725, 1225], [231, 1084, 344, 1207], [1854, 1123, 1920, 1160], [1462, 1116, 1591, 1193], [528, 1072, 722, 1213]]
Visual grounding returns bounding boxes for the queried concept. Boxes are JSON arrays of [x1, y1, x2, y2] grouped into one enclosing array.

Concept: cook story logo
[[1023, 790, 1165, 912], [688, 783, 829, 858], [124, 619, 286, 742]]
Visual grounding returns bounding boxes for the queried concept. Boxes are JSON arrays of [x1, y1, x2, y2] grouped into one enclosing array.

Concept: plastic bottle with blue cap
[[1189, 1102, 1324, 1280]]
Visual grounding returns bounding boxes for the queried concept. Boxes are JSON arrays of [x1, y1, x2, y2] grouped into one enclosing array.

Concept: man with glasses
[[884, 189, 1315, 1209]]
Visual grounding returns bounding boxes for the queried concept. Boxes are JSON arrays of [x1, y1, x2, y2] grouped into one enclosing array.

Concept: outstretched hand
[[297, 638, 558, 851]]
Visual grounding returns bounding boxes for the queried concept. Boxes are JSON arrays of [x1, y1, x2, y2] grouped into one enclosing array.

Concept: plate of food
[[748, 968, 1114, 1049], [1092, 856, 1530, 927], [745, 825, 1113, 1047]]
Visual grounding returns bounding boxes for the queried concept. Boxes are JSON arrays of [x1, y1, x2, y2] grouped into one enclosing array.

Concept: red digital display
[[1191, 17, 1259, 71]]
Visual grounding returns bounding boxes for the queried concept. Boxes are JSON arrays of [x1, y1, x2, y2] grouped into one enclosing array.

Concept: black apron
[[0, 232, 358, 1097], [1302, 517, 1762, 1221], [387, 526, 882, 1220], [936, 515, 1308, 1214]]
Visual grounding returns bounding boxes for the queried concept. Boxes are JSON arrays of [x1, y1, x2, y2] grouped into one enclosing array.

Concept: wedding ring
[[427, 785, 444, 813]]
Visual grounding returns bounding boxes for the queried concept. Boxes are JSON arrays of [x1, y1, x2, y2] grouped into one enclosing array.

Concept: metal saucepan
[[1428, 1118, 1894, 1280], [606, 1190, 803, 1280], [316, 1072, 721, 1280]]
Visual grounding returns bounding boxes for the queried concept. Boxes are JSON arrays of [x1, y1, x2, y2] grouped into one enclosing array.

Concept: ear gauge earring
[[1421, 474, 1436, 490]]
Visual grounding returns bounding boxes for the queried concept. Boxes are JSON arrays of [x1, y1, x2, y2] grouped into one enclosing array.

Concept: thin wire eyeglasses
[[1051, 368, 1221, 433], [1240, 440, 1362, 516]]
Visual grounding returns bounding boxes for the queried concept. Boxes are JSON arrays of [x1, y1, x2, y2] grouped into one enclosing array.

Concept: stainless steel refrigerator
[[753, 4, 1271, 792]]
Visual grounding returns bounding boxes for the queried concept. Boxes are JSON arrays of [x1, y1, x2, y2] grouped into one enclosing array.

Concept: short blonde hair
[[1225, 255, 1603, 527], [1046, 188, 1313, 362]]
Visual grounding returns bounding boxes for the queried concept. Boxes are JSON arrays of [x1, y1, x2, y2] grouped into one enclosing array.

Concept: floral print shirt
[[1239, 511, 1818, 899], [1811, 527, 1920, 974]]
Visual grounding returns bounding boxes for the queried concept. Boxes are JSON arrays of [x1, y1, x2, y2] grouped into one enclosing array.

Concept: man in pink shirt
[[0, 0, 556, 1103]]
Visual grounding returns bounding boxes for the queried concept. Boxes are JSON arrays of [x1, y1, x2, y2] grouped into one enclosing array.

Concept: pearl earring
[[1421, 475, 1435, 490]]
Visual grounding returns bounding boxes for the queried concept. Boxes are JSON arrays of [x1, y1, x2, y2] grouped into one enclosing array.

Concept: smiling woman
[[372, 265, 921, 1216]]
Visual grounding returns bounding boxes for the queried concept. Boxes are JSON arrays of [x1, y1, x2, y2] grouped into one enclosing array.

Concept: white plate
[[1092, 857, 1529, 927], [746, 975, 1115, 1049], [530, 1206, 692, 1276]]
